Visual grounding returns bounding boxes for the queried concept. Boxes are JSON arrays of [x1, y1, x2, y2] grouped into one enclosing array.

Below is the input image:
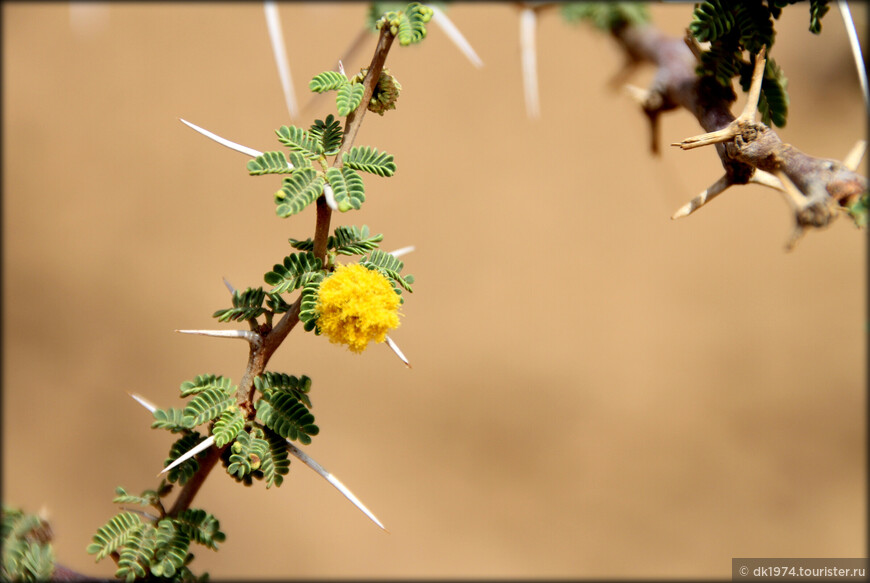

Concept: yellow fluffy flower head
[[316, 263, 401, 353]]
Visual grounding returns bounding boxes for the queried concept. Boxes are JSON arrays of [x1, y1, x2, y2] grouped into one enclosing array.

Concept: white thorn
[[129, 392, 158, 414], [839, 1, 869, 110], [387, 245, 415, 258], [739, 45, 767, 123], [844, 139, 867, 171], [429, 5, 483, 68], [264, 1, 299, 121], [671, 126, 738, 150], [385, 335, 411, 368], [750, 169, 785, 191], [672, 174, 732, 219], [176, 329, 263, 347], [159, 436, 216, 477], [222, 277, 236, 295], [519, 7, 540, 118], [179, 118, 264, 158], [772, 170, 810, 210], [285, 441, 387, 531], [338, 59, 346, 77], [323, 183, 339, 211]]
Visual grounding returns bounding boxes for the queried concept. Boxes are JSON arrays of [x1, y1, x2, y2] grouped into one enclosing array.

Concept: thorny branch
[[165, 26, 399, 521], [608, 21, 867, 249]]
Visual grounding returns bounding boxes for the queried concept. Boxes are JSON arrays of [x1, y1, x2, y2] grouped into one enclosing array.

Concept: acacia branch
[[605, 20, 866, 243], [166, 25, 400, 520]]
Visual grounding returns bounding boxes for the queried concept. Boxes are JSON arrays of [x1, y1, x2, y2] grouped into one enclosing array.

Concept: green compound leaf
[[395, 2, 433, 46], [274, 168, 325, 218], [115, 524, 155, 583], [2, 508, 55, 582], [332, 224, 383, 255], [227, 428, 269, 480], [846, 191, 869, 228], [288, 224, 383, 256], [733, 2, 774, 55], [561, 2, 649, 29], [298, 276, 325, 332], [255, 372, 313, 408], [87, 512, 143, 561], [275, 125, 323, 158], [173, 509, 225, 551], [759, 59, 789, 128], [255, 391, 319, 445], [266, 291, 291, 314], [150, 519, 190, 579], [264, 251, 323, 294], [808, 0, 829, 34], [112, 486, 159, 509], [361, 248, 414, 293], [180, 374, 235, 398], [151, 408, 187, 433], [246, 151, 294, 175], [309, 70, 348, 93], [309, 115, 343, 156], [698, 41, 743, 87], [326, 167, 366, 212], [213, 287, 268, 323], [164, 433, 205, 485], [183, 387, 235, 429], [16, 541, 55, 582], [261, 427, 291, 488], [212, 406, 245, 448], [688, 0, 735, 43], [336, 82, 365, 117], [342, 145, 396, 177]]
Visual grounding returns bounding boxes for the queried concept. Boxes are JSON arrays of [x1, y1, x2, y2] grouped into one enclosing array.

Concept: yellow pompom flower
[[316, 264, 401, 353]]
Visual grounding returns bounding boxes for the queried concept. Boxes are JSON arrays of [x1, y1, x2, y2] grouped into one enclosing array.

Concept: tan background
[[3, 2, 866, 579]]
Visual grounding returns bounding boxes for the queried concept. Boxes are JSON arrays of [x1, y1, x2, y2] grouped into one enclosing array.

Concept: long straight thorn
[[430, 5, 483, 68], [159, 436, 216, 477], [264, 1, 299, 120], [179, 119, 265, 158], [176, 329, 263, 347], [285, 441, 387, 531]]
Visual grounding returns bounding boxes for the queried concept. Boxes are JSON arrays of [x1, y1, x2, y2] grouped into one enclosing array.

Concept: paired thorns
[[662, 45, 866, 250]]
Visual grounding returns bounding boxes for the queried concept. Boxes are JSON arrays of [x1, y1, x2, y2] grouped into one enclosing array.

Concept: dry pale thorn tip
[[839, 1, 869, 110], [176, 329, 264, 348], [844, 139, 867, 171], [623, 84, 650, 105], [772, 169, 810, 211], [159, 436, 216, 477], [385, 335, 411, 368], [430, 5, 484, 68], [222, 277, 236, 295], [129, 392, 158, 414], [671, 174, 731, 219], [285, 441, 387, 531], [738, 45, 767, 123], [519, 7, 540, 119], [750, 169, 785, 191], [179, 118, 265, 159], [388, 245, 415, 258], [264, 1, 299, 120]]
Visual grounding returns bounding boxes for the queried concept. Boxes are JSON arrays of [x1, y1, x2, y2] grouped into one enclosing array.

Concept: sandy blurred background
[[3, 2, 866, 579]]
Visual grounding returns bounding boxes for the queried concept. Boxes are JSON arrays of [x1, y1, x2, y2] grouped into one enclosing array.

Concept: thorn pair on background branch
[[665, 45, 867, 250]]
